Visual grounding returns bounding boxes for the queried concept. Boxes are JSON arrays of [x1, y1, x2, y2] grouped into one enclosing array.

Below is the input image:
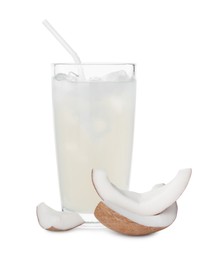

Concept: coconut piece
[[36, 203, 84, 231], [94, 184, 178, 236], [104, 200, 177, 228], [92, 168, 191, 216], [95, 202, 172, 236]]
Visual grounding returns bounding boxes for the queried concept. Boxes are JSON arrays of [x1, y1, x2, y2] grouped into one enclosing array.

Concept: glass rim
[[52, 63, 136, 66]]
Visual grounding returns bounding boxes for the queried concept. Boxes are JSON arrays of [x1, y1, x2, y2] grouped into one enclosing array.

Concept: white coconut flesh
[[92, 168, 192, 216], [104, 200, 178, 227], [111, 182, 165, 202], [36, 203, 84, 231], [103, 183, 177, 227]]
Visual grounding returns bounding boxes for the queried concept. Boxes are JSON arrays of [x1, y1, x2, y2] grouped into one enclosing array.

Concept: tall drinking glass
[[52, 64, 136, 221]]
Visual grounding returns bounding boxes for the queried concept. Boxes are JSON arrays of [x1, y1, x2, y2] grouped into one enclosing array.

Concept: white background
[[0, 0, 217, 259]]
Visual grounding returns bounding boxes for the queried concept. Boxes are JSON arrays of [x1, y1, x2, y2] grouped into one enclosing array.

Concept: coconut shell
[[94, 202, 166, 236]]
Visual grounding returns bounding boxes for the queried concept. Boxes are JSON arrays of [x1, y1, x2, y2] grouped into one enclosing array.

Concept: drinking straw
[[42, 19, 85, 79]]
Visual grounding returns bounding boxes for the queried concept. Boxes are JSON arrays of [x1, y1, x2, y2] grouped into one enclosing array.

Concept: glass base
[[80, 213, 98, 223], [62, 208, 103, 228], [79, 214, 104, 228]]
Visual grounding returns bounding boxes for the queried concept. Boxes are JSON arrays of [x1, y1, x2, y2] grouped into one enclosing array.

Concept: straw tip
[[42, 19, 49, 25]]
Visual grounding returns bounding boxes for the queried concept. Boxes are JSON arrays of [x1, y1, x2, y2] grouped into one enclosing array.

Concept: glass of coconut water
[[52, 64, 136, 222]]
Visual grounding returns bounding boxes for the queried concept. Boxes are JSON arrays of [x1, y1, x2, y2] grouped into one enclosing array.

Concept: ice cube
[[54, 72, 78, 82], [54, 73, 67, 81], [110, 97, 124, 114], [102, 70, 130, 82], [89, 116, 111, 139], [66, 72, 78, 82], [89, 77, 102, 82]]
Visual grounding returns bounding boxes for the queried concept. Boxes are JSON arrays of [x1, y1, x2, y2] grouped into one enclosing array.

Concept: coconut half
[[94, 201, 178, 236], [94, 182, 178, 235], [36, 203, 84, 231], [92, 168, 191, 216]]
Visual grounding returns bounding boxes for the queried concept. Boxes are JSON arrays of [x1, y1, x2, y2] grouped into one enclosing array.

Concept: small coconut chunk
[[36, 203, 84, 231]]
